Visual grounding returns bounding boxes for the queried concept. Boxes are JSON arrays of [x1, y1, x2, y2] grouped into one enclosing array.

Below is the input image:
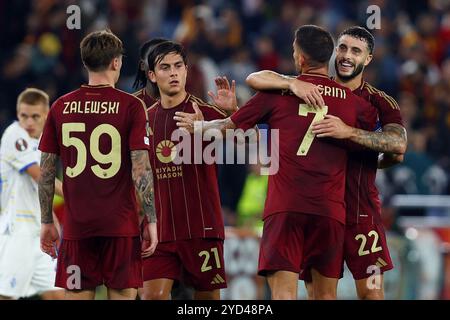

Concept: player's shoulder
[[52, 88, 82, 106], [187, 94, 227, 118], [146, 101, 159, 113], [0, 122, 31, 152], [113, 87, 147, 111], [132, 88, 144, 99], [362, 82, 399, 110], [304, 74, 354, 93], [1, 122, 28, 141], [113, 87, 145, 103]]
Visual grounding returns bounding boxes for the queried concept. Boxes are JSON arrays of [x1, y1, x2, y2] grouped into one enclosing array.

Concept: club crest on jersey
[[156, 140, 177, 163], [15, 138, 28, 151]]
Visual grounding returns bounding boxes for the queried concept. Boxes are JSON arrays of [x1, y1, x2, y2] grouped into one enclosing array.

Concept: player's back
[[234, 73, 374, 224], [39, 84, 149, 240]]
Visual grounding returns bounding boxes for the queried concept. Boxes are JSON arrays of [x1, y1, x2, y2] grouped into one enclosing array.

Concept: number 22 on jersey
[[297, 104, 328, 156], [62, 122, 121, 179]]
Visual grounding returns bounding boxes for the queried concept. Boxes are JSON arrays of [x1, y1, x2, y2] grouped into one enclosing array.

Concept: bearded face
[[334, 35, 372, 82]]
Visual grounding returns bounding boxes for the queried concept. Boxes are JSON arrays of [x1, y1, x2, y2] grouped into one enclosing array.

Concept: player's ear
[[364, 54, 373, 67], [140, 60, 147, 72], [299, 53, 306, 66], [148, 70, 156, 83], [112, 57, 120, 71]]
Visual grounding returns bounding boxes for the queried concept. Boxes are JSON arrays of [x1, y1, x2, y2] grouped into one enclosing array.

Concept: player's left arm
[[312, 117, 407, 154], [131, 149, 158, 257], [378, 152, 404, 169]]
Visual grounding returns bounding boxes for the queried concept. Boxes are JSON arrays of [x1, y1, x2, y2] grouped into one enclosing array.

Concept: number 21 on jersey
[[297, 104, 328, 156]]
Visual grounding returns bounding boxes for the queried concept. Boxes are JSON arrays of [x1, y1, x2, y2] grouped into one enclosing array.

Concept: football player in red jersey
[[245, 26, 407, 299], [139, 40, 238, 300], [132, 38, 168, 106], [38, 30, 157, 300], [175, 25, 378, 300]]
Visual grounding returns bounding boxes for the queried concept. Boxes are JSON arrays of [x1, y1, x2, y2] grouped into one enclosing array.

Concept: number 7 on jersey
[[297, 104, 328, 156]]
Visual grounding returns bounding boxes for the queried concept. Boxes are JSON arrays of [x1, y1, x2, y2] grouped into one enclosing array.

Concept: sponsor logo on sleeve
[[15, 138, 28, 151]]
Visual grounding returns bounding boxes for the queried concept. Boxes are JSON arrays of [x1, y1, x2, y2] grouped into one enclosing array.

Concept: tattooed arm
[[131, 150, 156, 223], [378, 152, 404, 169], [131, 149, 158, 257], [39, 152, 58, 224], [312, 117, 407, 154], [346, 123, 407, 154], [39, 152, 60, 258]]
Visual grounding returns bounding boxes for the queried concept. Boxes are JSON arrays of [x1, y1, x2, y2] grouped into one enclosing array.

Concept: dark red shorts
[[258, 212, 345, 281], [344, 223, 394, 280], [56, 237, 143, 290], [142, 238, 227, 291]]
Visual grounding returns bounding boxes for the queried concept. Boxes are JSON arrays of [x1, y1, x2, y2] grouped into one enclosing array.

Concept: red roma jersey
[[39, 84, 150, 240], [346, 81, 403, 224], [148, 93, 227, 242], [133, 88, 158, 108], [230, 73, 376, 224]]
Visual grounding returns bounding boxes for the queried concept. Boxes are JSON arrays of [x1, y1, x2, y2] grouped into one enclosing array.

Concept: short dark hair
[[80, 29, 124, 72], [147, 41, 188, 97], [132, 38, 168, 90], [294, 25, 334, 67], [147, 41, 187, 71], [339, 26, 375, 54]]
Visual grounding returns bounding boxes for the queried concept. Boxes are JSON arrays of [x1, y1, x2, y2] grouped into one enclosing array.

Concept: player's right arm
[[246, 70, 324, 108], [38, 152, 60, 258], [175, 91, 272, 148], [174, 102, 236, 134], [25, 164, 63, 197], [131, 149, 158, 257]]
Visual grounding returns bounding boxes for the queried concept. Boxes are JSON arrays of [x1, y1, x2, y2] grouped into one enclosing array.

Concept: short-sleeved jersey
[[39, 84, 150, 240], [0, 122, 41, 235], [346, 82, 403, 224], [133, 88, 158, 107], [147, 93, 226, 242], [230, 73, 376, 224]]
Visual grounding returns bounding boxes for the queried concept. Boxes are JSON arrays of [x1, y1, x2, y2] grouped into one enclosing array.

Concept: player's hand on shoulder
[[290, 79, 324, 110], [174, 102, 204, 134], [311, 114, 352, 139], [208, 76, 238, 114], [40, 223, 60, 259]]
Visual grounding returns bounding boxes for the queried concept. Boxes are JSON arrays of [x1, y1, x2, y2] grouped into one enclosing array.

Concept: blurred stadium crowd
[[0, 0, 449, 229]]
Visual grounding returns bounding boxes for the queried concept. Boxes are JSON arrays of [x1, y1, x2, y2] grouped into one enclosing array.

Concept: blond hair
[[17, 88, 49, 111]]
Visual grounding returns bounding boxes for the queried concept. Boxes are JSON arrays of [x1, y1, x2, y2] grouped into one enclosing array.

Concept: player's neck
[[160, 90, 187, 109], [335, 74, 363, 91], [302, 65, 328, 77], [145, 83, 154, 98], [88, 72, 116, 87]]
